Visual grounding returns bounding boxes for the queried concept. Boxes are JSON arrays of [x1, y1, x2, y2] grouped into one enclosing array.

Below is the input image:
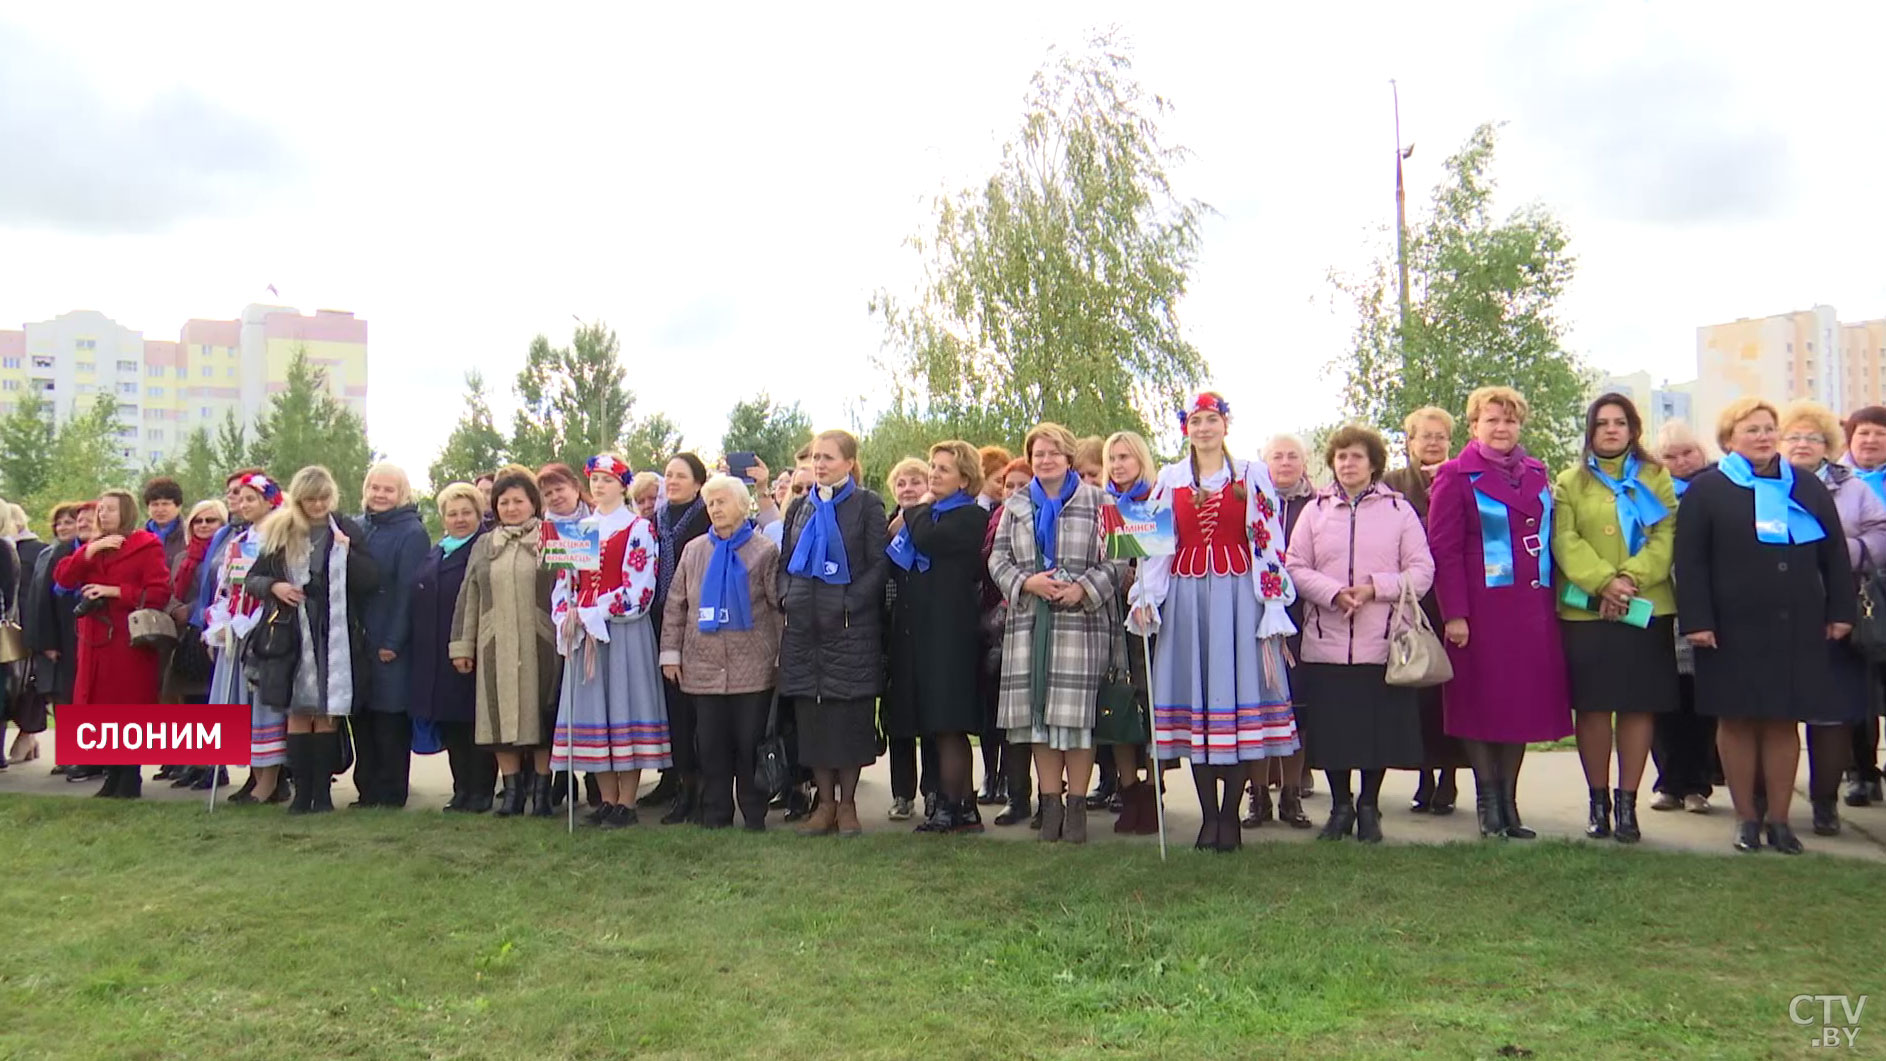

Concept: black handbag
[[1855, 572, 1886, 663], [754, 691, 792, 799], [245, 600, 301, 708], [170, 622, 214, 684], [1092, 613, 1148, 746]]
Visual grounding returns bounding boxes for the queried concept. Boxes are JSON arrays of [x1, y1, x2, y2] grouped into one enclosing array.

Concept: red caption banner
[[54, 705, 252, 766]]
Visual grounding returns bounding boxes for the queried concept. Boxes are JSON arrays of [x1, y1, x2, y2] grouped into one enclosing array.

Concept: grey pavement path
[[4, 724, 1882, 861]]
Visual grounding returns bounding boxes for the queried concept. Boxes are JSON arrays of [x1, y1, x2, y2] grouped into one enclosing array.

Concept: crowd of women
[[0, 384, 1878, 855]]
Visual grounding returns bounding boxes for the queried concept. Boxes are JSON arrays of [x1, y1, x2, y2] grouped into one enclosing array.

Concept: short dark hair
[[1322, 424, 1389, 480], [669, 452, 709, 485], [1847, 406, 1886, 440], [491, 471, 542, 518], [141, 476, 184, 506]]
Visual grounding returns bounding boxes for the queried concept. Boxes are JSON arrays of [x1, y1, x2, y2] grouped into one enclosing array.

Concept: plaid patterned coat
[[988, 482, 1123, 731]]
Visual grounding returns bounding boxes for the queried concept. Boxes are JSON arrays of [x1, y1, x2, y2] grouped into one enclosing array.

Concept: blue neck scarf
[[888, 490, 977, 572], [1028, 474, 1079, 569], [788, 478, 855, 584], [1107, 480, 1151, 503], [1719, 453, 1826, 545], [1586, 453, 1668, 556], [439, 534, 473, 556], [1672, 476, 1691, 499], [146, 518, 178, 539], [1852, 461, 1886, 502], [1469, 474, 1554, 589], [700, 521, 755, 632]]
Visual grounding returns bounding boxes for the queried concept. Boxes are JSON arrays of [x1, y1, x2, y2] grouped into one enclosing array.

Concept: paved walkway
[[4, 725, 1881, 860]]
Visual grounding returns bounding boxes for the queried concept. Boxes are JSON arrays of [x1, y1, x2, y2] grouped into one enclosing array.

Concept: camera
[[73, 595, 108, 618]]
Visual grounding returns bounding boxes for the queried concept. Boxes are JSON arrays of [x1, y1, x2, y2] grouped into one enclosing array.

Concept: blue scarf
[[1852, 462, 1886, 502], [1028, 474, 1079, 569], [1719, 453, 1826, 545], [146, 517, 178, 540], [439, 534, 474, 556], [699, 521, 755, 632], [1469, 475, 1554, 588], [788, 478, 854, 584], [1107, 480, 1151, 503], [1586, 454, 1668, 556], [1672, 476, 1691, 499], [887, 490, 977, 572]]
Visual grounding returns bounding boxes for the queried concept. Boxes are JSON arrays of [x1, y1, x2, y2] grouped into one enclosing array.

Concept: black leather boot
[[1318, 798, 1356, 841], [529, 774, 554, 817], [1475, 783, 1506, 839], [1499, 780, 1535, 840], [661, 776, 698, 825], [954, 797, 985, 834], [976, 772, 1001, 806], [286, 735, 315, 814], [1812, 797, 1841, 836], [914, 796, 958, 833], [1410, 771, 1434, 813], [1585, 787, 1612, 839], [993, 788, 1032, 827], [310, 733, 338, 813], [1765, 821, 1804, 855], [494, 774, 525, 818], [1355, 804, 1384, 844], [1430, 770, 1458, 815], [637, 769, 679, 807], [1612, 788, 1640, 844], [1277, 785, 1313, 829]]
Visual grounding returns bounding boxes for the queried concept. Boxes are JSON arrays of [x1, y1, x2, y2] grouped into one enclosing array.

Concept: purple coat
[[1427, 444, 1572, 743], [1821, 462, 1886, 572]]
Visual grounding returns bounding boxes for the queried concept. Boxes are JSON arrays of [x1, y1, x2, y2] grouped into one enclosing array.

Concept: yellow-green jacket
[[1550, 455, 1679, 621]]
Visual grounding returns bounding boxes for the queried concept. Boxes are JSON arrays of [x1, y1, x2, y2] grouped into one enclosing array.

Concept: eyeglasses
[[191, 517, 223, 526], [790, 485, 809, 497], [1781, 433, 1825, 445]]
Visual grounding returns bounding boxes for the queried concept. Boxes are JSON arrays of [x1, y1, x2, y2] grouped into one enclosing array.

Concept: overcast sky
[[2, 2, 1881, 482]]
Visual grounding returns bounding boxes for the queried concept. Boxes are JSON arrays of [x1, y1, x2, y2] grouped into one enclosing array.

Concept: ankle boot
[[1037, 793, 1065, 843], [835, 799, 863, 837], [494, 775, 525, 818], [1216, 779, 1244, 852], [1585, 787, 1612, 839], [1431, 770, 1459, 815], [915, 796, 959, 833], [1411, 771, 1435, 812], [954, 798, 984, 834], [638, 769, 679, 807], [1063, 795, 1088, 844], [993, 788, 1033, 827], [529, 773, 554, 817], [117, 765, 142, 800], [1114, 783, 1142, 834], [1612, 788, 1640, 843], [1474, 783, 1506, 839], [1812, 797, 1841, 836], [661, 776, 698, 825], [1130, 781, 1160, 835], [796, 798, 837, 836], [1241, 782, 1273, 829], [976, 772, 1002, 806], [1499, 779, 1534, 840], [1355, 804, 1384, 844], [1319, 798, 1357, 840], [1277, 785, 1312, 829]]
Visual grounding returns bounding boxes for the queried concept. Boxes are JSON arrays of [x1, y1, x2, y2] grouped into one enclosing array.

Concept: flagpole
[[1392, 80, 1412, 331], [1143, 634, 1166, 862]]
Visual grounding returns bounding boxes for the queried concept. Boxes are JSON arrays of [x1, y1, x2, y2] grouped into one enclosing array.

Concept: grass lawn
[[0, 795, 1875, 1060]]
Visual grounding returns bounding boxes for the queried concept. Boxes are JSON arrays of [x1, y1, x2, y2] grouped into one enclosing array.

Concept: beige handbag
[[128, 589, 178, 649], [0, 620, 24, 664], [1385, 578, 1452, 688]]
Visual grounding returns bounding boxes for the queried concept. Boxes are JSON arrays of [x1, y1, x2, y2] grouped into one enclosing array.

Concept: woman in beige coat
[[451, 470, 561, 817]]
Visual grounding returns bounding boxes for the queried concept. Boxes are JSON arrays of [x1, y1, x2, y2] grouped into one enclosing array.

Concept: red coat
[[53, 530, 173, 706]]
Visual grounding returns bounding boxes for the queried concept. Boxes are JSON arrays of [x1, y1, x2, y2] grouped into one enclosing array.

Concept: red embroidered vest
[[1172, 482, 1251, 578]]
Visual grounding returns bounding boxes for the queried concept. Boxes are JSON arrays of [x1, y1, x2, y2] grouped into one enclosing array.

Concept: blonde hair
[[814, 429, 864, 485], [7, 503, 27, 535], [1073, 435, 1105, 472], [886, 457, 929, 494], [1402, 406, 1456, 438], [1780, 399, 1845, 454], [261, 466, 339, 567], [1022, 422, 1079, 464], [1656, 419, 1710, 457], [0, 500, 15, 539], [186, 499, 229, 536], [97, 489, 139, 535], [435, 481, 486, 520], [928, 440, 982, 494], [629, 471, 662, 503], [1715, 397, 1780, 449], [361, 461, 415, 509], [1465, 386, 1530, 425], [1103, 431, 1157, 492]]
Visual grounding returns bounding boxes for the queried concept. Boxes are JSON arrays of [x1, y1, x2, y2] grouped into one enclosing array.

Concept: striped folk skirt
[[216, 647, 285, 768], [1151, 571, 1299, 765], [550, 614, 673, 773]]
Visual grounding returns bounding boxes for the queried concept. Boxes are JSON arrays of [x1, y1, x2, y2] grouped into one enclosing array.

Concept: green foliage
[[170, 427, 222, 509], [428, 370, 509, 491], [855, 404, 985, 491], [0, 389, 56, 500], [721, 393, 813, 476], [248, 346, 374, 512], [214, 409, 250, 472], [1332, 123, 1590, 470], [20, 394, 129, 532], [621, 413, 684, 477], [871, 31, 1208, 448], [506, 322, 679, 475]]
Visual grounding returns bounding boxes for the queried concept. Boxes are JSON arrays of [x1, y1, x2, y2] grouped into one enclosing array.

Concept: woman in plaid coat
[[988, 422, 1122, 844]]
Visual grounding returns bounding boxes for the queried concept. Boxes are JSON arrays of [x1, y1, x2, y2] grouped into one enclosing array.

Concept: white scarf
[[287, 517, 354, 715]]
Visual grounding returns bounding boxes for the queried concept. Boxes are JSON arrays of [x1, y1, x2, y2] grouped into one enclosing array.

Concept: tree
[[507, 335, 562, 472], [870, 31, 1209, 448], [23, 395, 128, 531], [0, 389, 55, 500], [1331, 123, 1590, 469], [856, 404, 969, 491], [505, 321, 677, 474], [215, 409, 250, 472], [249, 346, 374, 511], [429, 370, 510, 489], [721, 393, 812, 474], [622, 413, 685, 476], [174, 426, 222, 507]]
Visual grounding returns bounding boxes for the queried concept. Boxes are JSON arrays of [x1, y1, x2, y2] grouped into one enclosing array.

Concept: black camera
[[73, 595, 108, 618]]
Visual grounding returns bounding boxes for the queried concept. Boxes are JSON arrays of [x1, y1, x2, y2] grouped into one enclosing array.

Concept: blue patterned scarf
[[788, 479, 855, 584], [887, 490, 977, 572], [699, 521, 755, 632], [1028, 474, 1079, 569]]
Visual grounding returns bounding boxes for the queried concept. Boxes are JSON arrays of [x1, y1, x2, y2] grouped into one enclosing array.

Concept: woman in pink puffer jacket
[[1284, 425, 1436, 843]]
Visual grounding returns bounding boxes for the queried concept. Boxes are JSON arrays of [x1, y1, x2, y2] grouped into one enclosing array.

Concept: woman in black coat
[[886, 441, 990, 834], [16, 505, 80, 768], [1676, 398, 1854, 854], [409, 482, 492, 812], [777, 429, 889, 838]]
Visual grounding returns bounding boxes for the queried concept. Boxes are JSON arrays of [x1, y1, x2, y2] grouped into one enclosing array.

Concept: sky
[[2, 2, 1883, 484]]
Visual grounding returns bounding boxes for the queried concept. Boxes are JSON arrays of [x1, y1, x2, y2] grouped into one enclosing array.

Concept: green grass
[[0, 796, 1875, 1060]]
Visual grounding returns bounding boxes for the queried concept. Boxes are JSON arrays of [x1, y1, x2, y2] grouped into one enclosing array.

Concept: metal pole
[[1393, 80, 1412, 331], [1143, 634, 1166, 862]]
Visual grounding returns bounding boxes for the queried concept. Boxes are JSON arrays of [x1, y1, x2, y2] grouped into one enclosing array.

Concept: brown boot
[[1133, 781, 1161, 836], [1113, 782, 1141, 834], [796, 798, 838, 836], [1064, 796, 1088, 844], [1038, 793, 1064, 842], [835, 800, 863, 837]]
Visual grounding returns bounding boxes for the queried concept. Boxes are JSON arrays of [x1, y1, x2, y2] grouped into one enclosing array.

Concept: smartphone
[[727, 451, 759, 483]]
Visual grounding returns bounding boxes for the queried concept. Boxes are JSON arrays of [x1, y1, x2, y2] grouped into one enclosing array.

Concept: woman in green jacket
[[1551, 393, 1681, 843]]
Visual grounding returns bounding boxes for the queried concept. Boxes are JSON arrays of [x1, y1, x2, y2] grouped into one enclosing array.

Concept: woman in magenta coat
[[53, 488, 174, 799], [1429, 386, 1573, 839]]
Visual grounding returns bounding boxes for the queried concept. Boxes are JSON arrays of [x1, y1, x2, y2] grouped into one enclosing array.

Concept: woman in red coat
[[53, 488, 174, 799]]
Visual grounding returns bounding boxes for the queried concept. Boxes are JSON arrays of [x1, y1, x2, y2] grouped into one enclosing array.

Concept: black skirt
[[1562, 616, 1680, 716], [795, 697, 881, 769], [1294, 663, 1423, 771], [1814, 640, 1875, 725]]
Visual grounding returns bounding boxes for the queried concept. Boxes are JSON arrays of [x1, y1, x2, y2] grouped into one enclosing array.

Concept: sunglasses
[[191, 517, 223, 526]]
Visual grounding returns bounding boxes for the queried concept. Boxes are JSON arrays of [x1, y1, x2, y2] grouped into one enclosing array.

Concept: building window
[[201, 344, 213, 357], [0, 357, 17, 369], [76, 383, 95, 395], [36, 380, 52, 392], [200, 406, 212, 418], [118, 382, 137, 396], [75, 339, 96, 351], [201, 366, 212, 378], [31, 356, 52, 370], [147, 386, 165, 397], [150, 450, 162, 462], [116, 359, 136, 373], [76, 361, 94, 374], [147, 364, 162, 377], [148, 429, 164, 442], [0, 380, 16, 392]]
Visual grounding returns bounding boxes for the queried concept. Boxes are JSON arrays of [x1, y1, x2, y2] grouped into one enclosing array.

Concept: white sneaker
[[1683, 794, 1710, 814], [889, 797, 914, 821]]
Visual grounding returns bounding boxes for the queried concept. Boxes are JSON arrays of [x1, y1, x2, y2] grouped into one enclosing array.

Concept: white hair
[[700, 474, 751, 507], [1264, 434, 1308, 459]]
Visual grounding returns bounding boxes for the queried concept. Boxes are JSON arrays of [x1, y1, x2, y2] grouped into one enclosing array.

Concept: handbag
[[129, 590, 178, 650], [169, 622, 214, 684], [753, 690, 792, 799], [1385, 579, 1453, 688], [0, 621, 24, 665], [1854, 572, 1886, 663], [1093, 609, 1149, 746]]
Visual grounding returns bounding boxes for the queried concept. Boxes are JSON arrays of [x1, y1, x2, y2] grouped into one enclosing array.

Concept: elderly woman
[[410, 482, 493, 813], [659, 474, 785, 830], [247, 466, 382, 815], [1677, 397, 1854, 853], [630, 472, 662, 523], [883, 456, 943, 822], [1778, 400, 1886, 837], [1841, 405, 1886, 808], [1243, 432, 1318, 829], [353, 461, 429, 809], [201, 472, 287, 804], [1551, 394, 1680, 844], [452, 472, 560, 817], [1431, 386, 1572, 839], [995, 422, 1120, 845], [1384, 406, 1467, 815], [1285, 424, 1435, 843], [1649, 420, 1719, 814]]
